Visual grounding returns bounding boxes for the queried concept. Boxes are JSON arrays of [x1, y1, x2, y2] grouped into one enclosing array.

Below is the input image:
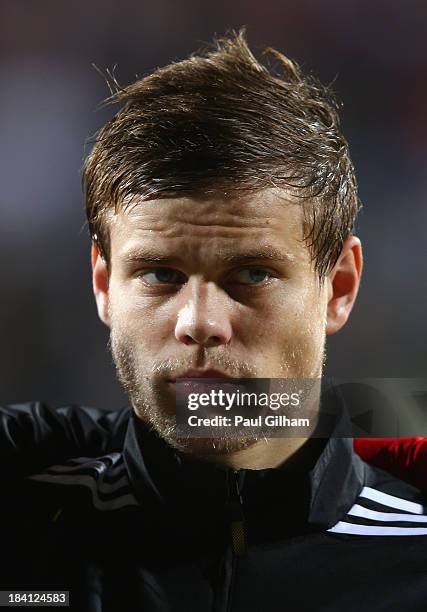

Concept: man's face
[[98, 189, 331, 452]]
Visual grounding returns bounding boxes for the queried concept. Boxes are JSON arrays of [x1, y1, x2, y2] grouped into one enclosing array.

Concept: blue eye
[[140, 268, 186, 285], [234, 268, 271, 285]]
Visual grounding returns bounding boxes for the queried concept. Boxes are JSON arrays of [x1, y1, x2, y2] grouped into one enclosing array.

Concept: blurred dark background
[[1, 0, 426, 410]]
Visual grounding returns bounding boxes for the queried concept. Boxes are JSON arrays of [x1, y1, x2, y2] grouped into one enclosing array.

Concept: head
[[86, 31, 362, 455]]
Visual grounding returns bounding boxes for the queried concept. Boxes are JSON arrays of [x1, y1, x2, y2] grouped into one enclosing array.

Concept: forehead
[[109, 188, 308, 263]]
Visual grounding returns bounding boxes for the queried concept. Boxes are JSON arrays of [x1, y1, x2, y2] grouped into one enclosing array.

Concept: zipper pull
[[227, 471, 247, 557]]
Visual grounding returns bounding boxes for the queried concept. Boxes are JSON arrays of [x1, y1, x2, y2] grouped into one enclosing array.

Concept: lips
[[169, 370, 238, 401]]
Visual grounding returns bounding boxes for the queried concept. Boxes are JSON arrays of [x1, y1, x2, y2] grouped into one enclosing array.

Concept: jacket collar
[[308, 397, 365, 528], [123, 381, 365, 533]]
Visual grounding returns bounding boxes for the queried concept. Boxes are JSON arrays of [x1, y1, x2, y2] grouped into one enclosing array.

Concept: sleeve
[[0, 402, 131, 479], [354, 437, 427, 490]]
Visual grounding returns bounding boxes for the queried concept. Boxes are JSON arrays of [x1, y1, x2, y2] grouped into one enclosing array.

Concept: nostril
[[179, 333, 226, 347], [204, 335, 227, 348], [183, 335, 197, 346]]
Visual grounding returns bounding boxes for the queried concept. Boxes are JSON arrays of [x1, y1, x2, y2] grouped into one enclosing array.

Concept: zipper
[[223, 470, 247, 612], [228, 470, 247, 557]]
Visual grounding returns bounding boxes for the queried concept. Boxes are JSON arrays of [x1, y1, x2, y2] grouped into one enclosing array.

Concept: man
[[2, 31, 427, 611]]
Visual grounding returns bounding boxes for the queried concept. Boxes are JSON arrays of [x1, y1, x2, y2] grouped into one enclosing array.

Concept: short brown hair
[[84, 30, 361, 278]]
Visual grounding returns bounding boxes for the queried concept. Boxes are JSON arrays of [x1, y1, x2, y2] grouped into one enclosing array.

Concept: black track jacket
[[1, 395, 427, 612]]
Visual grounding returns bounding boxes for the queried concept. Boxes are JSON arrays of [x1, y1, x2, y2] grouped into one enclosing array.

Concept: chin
[[175, 436, 259, 457]]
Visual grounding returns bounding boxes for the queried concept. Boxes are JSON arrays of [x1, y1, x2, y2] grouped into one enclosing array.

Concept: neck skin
[[182, 384, 323, 471], [195, 434, 330, 472], [201, 437, 318, 470]]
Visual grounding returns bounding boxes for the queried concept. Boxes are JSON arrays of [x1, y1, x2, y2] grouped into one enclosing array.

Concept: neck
[[198, 436, 327, 470], [194, 380, 323, 470]]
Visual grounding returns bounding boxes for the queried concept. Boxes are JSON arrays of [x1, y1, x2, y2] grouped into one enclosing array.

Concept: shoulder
[[0, 449, 140, 590], [27, 451, 139, 513], [328, 462, 427, 537], [0, 402, 133, 481]]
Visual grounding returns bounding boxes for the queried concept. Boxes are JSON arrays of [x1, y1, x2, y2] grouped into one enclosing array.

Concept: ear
[[91, 242, 111, 327], [326, 235, 363, 335]]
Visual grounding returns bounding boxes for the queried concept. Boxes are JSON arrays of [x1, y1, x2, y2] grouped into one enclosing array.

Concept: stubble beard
[[109, 329, 261, 455], [109, 326, 326, 457]]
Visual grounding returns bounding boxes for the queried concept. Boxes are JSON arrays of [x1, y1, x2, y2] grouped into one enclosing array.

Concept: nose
[[175, 281, 233, 348]]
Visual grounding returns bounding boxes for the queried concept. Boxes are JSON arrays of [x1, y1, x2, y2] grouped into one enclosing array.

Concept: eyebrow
[[121, 247, 296, 265], [122, 251, 180, 265], [221, 248, 296, 264]]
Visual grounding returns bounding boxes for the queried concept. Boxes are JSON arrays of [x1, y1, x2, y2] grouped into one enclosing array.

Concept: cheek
[[108, 281, 169, 339], [284, 291, 327, 367], [253, 285, 327, 369], [289, 287, 327, 343], [246, 284, 326, 338]]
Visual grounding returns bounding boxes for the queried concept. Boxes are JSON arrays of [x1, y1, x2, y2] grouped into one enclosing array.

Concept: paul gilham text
[[187, 415, 310, 428]]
